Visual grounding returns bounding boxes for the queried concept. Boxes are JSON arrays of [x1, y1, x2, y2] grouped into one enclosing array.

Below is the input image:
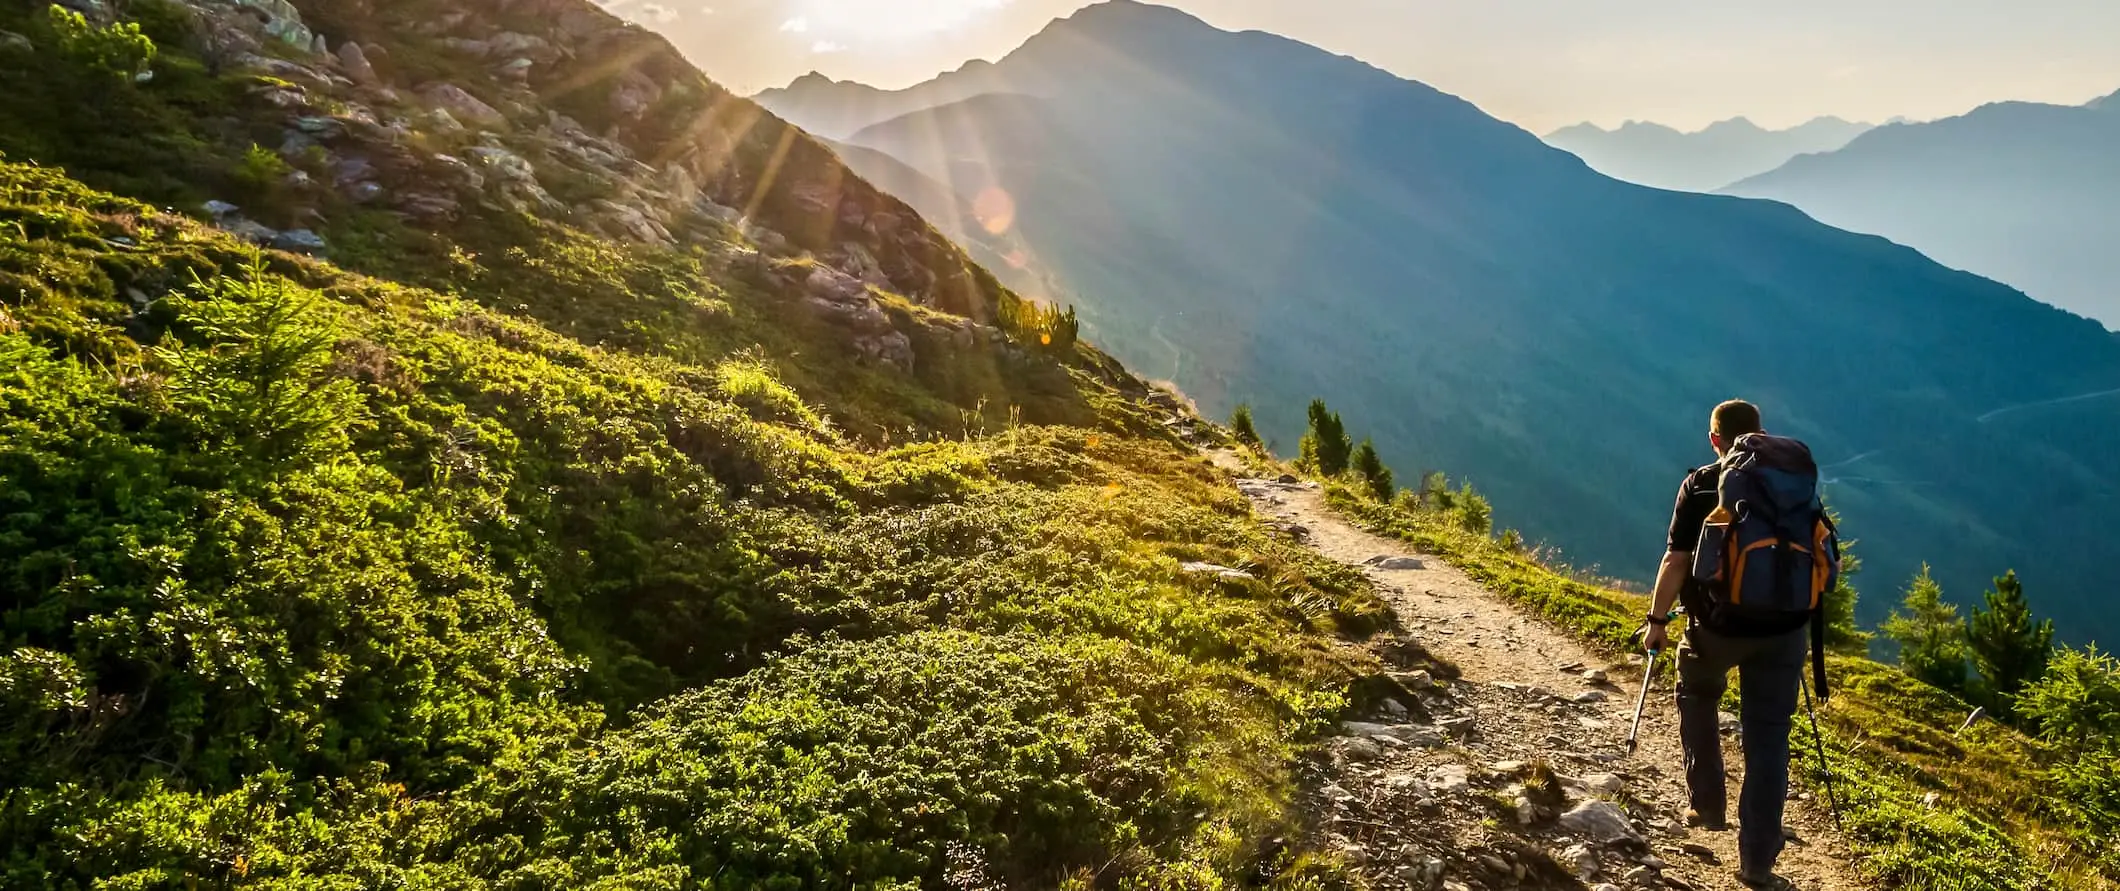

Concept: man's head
[[1710, 399, 1762, 456]]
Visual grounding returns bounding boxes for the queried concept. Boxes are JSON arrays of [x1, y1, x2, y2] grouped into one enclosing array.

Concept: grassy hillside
[[0, 1, 1397, 885]]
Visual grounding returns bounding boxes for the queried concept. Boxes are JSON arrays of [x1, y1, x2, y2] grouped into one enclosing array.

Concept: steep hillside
[[0, 0, 1393, 885], [1723, 94, 2120, 326], [795, 0, 2120, 643], [1543, 116, 1873, 193]]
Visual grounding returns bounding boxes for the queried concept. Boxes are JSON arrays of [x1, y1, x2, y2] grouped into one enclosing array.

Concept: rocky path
[[1219, 460, 1866, 891]]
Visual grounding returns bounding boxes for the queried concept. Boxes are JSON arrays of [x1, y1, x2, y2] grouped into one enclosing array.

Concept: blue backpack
[[1692, 433, 1842, 616]]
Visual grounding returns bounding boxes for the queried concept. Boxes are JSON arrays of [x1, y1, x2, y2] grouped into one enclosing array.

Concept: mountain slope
[[0, 0, 1393, 885], [1544, 116, 1873, 192], [1723, 95, 2120, 326], [796, 0, 2120, 643]]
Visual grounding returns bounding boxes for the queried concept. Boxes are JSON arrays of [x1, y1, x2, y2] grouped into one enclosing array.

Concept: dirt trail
[[1214, 454, 1866, 891]]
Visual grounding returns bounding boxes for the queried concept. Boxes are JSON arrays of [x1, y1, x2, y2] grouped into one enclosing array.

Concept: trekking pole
[[1799, 671, 1845, 832], [1624, 608, 1681, 753], [1626, 647, 1660, 753]]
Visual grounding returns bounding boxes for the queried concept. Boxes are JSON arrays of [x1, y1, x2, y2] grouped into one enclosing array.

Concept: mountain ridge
[[1723, 91, 2120, 326], [1541, 113, 1874, 191]]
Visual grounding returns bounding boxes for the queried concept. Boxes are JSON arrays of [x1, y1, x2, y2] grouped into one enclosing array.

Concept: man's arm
[[1650, 550, 1688, 621]]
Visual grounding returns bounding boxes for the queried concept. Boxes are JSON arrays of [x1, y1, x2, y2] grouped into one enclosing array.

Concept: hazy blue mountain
[[1543, 116, 1873, 192], [1723, 94, 2120, 327], [784, 0, 2120, 642]]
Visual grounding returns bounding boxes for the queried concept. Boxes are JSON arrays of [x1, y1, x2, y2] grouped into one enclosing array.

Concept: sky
[[598, 0, 2120, 133]]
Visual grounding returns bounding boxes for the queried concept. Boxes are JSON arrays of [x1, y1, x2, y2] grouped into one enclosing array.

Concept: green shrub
[[43, 5, 157, 83]]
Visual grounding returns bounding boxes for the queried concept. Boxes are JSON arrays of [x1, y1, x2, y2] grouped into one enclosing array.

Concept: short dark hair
[[1712, 400, 1763, 439]]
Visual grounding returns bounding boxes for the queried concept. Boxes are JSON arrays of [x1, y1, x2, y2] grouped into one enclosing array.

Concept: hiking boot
[[1736, 868, 1795, 889], [1685, 808, 1728, 831]]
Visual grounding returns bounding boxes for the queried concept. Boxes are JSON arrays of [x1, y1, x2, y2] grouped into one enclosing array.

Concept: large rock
[[1559, 800, 1643, 844], [420, 83, 507, 129], [336, 41, 379, 86], [233, 0, 313, 48]]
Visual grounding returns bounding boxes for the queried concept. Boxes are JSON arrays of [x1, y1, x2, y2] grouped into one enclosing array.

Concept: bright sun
[[789, 0, 1011, 43]]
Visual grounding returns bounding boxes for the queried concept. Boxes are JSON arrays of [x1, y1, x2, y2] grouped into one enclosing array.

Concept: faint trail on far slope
[[1209, 451, 1866, 891], [1974, 386, 2120, 423]]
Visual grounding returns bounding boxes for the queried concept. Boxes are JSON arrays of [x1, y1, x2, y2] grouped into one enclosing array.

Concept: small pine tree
[[1229, 404, 1261, 448], [1966, 570, 2056, 715], [1454, 482, 1492, 535], [1350, 438, 1393, 500], [1297, 399, 1352, 476], [1421, 471, 1451, 510], [1881, 565, 1971, 695]]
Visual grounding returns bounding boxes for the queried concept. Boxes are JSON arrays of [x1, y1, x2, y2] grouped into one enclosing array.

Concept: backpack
[[1692, 433, 1842, 617]]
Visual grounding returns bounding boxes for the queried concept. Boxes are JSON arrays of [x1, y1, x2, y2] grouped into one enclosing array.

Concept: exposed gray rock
[[1622, 865, 1655, 885], [1574, 772, 1626, 797], [1719, 711, 1741, 734], [271, 229, 326, 253], [203, 200, 241, 218], [1575, 689, 1611, 704], [1583, 669, 1611, 684], [1277, 474, 1299, 484], [1179, 561, 1255, 582], [1426, 763, 1471, 795], [1364, 555, 1426, 570], [221, 218, 279, 245], [429, 154, 484, 192], [233, 0, 313, 48], [1394, 669, 1435, 690], [336, 41, 378, 86], [1330, 735, 1384, 764], [1558, 799, 1642, 843], [1563, 843, 1600, 880], [0, 31, 33, 54], [420, 83, 506, 129]]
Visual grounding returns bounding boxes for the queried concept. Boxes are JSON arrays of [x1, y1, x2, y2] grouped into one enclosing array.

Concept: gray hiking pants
[[1675, 621, 1809, 875]]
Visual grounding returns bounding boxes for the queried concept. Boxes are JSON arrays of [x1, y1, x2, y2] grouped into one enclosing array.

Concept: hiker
[[1642, 399, 1839, 889]]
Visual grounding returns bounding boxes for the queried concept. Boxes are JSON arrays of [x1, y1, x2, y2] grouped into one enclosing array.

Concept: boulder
[[271, 229, 326, 253], [203, 200, 242, 218], [427, 154, 484, 192], [1573, 772, 1626, 797], [1426, 763, 1471, 795], [336, 41, 379, 86], [233, 0, 314, 47], [1558, 800, 1643, 843], [420, 83, 507, 129], [1365, 556, 1425, 571]]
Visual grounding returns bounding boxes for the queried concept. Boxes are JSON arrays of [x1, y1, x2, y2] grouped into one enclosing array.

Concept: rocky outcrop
[[147, 0, 1021, 375]]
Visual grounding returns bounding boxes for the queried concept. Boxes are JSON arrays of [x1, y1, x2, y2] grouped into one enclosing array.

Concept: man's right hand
[[1643, 623, 1669, 654]]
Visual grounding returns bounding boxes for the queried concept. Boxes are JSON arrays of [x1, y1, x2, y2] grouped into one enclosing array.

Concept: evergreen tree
[[1350, 438, 1393, 500], [1881, 565, 1971, 694], [1297, 399, 1352, 476], [1966, 570, 2056, 715], [1229, 404, 1261, 448]]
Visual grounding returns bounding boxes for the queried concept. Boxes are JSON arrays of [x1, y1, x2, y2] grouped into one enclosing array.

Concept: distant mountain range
[[1542, 116, 1874, 193], [1723, 91, 2120, 327], [763, 0, 2120, 643]]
